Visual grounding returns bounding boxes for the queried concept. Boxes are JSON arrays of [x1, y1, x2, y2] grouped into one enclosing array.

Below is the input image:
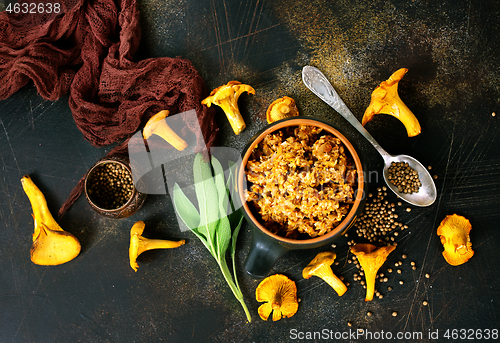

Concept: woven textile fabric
[[0, 0, 218, 214]]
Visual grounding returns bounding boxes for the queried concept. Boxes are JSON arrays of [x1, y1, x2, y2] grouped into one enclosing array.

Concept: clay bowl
[[84, 155, 146, 219], [237, 117, 366, 278]]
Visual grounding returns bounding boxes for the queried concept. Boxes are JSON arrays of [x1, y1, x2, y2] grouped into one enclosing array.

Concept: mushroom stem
[[364, 269, 377, 302], [21, 175, 63, 241], [152, 120, 188, 151], [137, 238, 185, 255], [314, 264, 348, 296], [217, 99, 246, 135], [143, 110, 188, 151]]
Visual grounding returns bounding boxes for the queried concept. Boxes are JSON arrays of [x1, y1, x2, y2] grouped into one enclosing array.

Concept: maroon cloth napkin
[[0, 0, 218, 215]]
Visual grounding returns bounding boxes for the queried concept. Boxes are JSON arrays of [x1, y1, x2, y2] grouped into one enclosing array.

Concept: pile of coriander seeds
[[387, 161, 422, 194], [86, 162, 135, 210], [353, 186, 408, 245]]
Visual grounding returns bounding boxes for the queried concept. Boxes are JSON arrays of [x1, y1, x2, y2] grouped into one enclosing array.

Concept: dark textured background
[[1, 0, 499, 342]]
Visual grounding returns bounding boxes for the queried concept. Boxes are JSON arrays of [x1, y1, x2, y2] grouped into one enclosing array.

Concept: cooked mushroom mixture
[[245, 125, 357, 238]]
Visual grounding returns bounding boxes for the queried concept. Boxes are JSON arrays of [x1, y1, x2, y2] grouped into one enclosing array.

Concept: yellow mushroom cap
[[362, 68, 421, 137], [266, 96, 300, 123], [303, 251, 336, 276], [30, 223, 81, 266], [129, 221, 145, 271], [143, 110, 168, 139], [201, 81, 255, 135], [437, 214, 474, 266], [255, 274, 298, 321]]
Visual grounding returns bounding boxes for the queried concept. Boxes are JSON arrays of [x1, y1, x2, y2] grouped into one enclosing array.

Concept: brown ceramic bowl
[[237, 117, 366, 278], [84, 155, 146, 219]]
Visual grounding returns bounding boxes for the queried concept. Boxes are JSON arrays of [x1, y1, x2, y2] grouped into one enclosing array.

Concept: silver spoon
[[302, 65, 437, 207]]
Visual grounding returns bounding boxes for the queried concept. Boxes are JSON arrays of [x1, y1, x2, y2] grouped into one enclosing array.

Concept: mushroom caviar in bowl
[[237, 117, 366, 278]]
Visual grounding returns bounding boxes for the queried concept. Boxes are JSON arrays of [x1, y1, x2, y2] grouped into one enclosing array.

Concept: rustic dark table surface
[[1, 0, 499, 342]]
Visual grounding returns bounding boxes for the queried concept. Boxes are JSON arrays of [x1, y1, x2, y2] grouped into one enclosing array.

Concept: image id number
[[444, 328, 498, 340], [6, 2, 61, 14]]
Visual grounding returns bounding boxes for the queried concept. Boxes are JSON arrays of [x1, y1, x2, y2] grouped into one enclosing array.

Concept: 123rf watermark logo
[[289, 328, 499, 341]]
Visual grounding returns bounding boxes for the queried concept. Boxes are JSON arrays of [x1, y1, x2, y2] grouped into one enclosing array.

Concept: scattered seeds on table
[[422, 300, 428, 306], [425, 273, 431, 278], [353, 188, 408, 245], [392, 311, 398, 317]]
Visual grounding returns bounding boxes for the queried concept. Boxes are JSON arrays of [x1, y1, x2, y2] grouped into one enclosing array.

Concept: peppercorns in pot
[[387, 161, 422, 194], [86, 162, 135, 210]]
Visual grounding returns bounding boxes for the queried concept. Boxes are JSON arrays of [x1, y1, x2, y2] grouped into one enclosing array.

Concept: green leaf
[[212, 157, 230, 215], [230, 215, 244, 259], [172, 183, 200, 230], [231, 215, 245, 295], [211, 157, 232, 261], [172, 183, 211, 251], [193, 153, 219, 250]]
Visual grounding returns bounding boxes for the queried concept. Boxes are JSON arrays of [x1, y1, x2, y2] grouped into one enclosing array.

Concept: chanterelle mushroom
[[350, 243, 395, 301], [201, 81, 255, 135], [362, 68, 421, 137], [143, 110, 188, 151], [302, 251, 347, 296], [21, 175, 81, 265], [266, 96, 300, 123], [129, 221, 185, 272], [255, 274, 298, 321], [437, 214, 474, 266]]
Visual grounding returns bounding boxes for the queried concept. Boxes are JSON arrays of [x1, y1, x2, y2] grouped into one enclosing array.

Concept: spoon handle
[[302, 66, 390, 159]]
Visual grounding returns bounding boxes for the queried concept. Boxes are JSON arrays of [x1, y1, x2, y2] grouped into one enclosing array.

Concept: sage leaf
[[230, 215, 244, 259], [172, 183, 200, 230], [211, 157, 231, 261], [193, 153, 219, 248]]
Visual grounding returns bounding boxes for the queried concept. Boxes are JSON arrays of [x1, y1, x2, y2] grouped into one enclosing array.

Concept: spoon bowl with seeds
[[302, 66, 437, 207]]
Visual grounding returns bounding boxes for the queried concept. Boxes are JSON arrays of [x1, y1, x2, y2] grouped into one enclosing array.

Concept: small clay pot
[[84, 155, 146, 219], [237, 117, 366, 278]]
